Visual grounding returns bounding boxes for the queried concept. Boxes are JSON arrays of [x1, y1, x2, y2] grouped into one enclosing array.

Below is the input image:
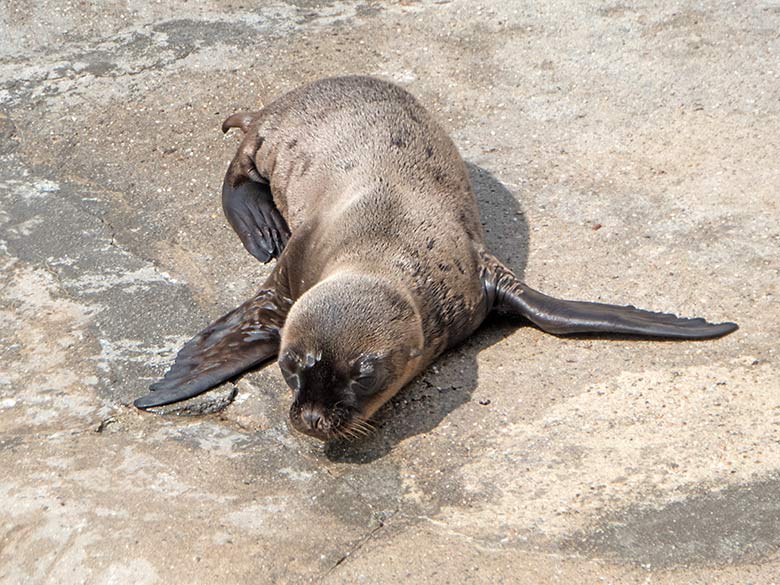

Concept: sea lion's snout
[[289, 401, 358, 441], [301, 406, 323, 430], [290, 403, 328, 440]]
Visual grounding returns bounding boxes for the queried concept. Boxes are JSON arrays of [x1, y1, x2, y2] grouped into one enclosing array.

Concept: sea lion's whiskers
[[349, 424, 369, 438], [350, 417, 375, 437], [355, 416, 375, 431]]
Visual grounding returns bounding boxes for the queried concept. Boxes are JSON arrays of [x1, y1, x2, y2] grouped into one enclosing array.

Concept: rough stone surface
[[1, 1, 778, 583]]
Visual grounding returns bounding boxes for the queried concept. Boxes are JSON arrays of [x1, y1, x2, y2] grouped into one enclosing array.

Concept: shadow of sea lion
[[324, 163, 530, 463]]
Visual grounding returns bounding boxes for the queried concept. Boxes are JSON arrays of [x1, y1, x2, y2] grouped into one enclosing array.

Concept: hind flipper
[[222, 111, 259, 134], [481, 253, 738, 339], [134, 286, 290, 410], [221, 108, 290, 263]]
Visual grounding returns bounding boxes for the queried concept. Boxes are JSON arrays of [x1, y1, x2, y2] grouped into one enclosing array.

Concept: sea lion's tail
[[222, 111, 259, 134], [480, 253, 738, 339]]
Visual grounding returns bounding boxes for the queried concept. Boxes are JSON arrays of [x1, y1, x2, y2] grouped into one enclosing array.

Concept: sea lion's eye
[[350, 373, 378, 394], [349, 354, 388, 395]]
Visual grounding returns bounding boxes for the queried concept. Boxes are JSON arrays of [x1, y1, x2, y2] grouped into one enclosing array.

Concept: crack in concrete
[[322, 467, 375, 511], [322, 509, 397, 580]]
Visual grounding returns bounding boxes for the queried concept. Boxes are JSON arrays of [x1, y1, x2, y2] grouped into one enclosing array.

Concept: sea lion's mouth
[[289, 403, 374, 441]]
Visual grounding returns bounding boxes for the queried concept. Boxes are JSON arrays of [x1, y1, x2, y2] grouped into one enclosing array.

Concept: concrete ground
[[1, 0, 778, 583]]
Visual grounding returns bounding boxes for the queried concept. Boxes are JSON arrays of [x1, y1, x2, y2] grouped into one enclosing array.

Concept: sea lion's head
[[279, 272, 423, 441]]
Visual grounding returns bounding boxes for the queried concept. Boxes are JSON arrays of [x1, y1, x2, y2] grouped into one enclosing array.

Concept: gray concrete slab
[[1, 1, 778, 583]]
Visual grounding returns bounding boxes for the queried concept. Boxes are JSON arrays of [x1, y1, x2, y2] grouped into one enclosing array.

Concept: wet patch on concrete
[[0, 17, 276, 107], [0, 156, 211, 407], [565, 475, 780, 568]]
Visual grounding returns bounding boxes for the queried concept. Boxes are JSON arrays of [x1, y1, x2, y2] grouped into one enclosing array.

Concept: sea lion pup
[[134, 76, 737, 440]]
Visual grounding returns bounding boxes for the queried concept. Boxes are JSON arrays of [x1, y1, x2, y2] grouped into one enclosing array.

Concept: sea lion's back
[[253, 76, 482, 242]]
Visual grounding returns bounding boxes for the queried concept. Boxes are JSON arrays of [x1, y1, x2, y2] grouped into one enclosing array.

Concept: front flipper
[[222, 174, 290, 263], [134, 287, 290, 410], [481, 253, 738, 339]]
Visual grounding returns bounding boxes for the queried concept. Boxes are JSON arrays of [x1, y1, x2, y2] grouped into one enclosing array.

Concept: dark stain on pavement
[[565, 475, 780, 568]]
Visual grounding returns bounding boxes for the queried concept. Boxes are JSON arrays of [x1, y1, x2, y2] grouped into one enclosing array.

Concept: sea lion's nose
[[301, 407, 322, 430]]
